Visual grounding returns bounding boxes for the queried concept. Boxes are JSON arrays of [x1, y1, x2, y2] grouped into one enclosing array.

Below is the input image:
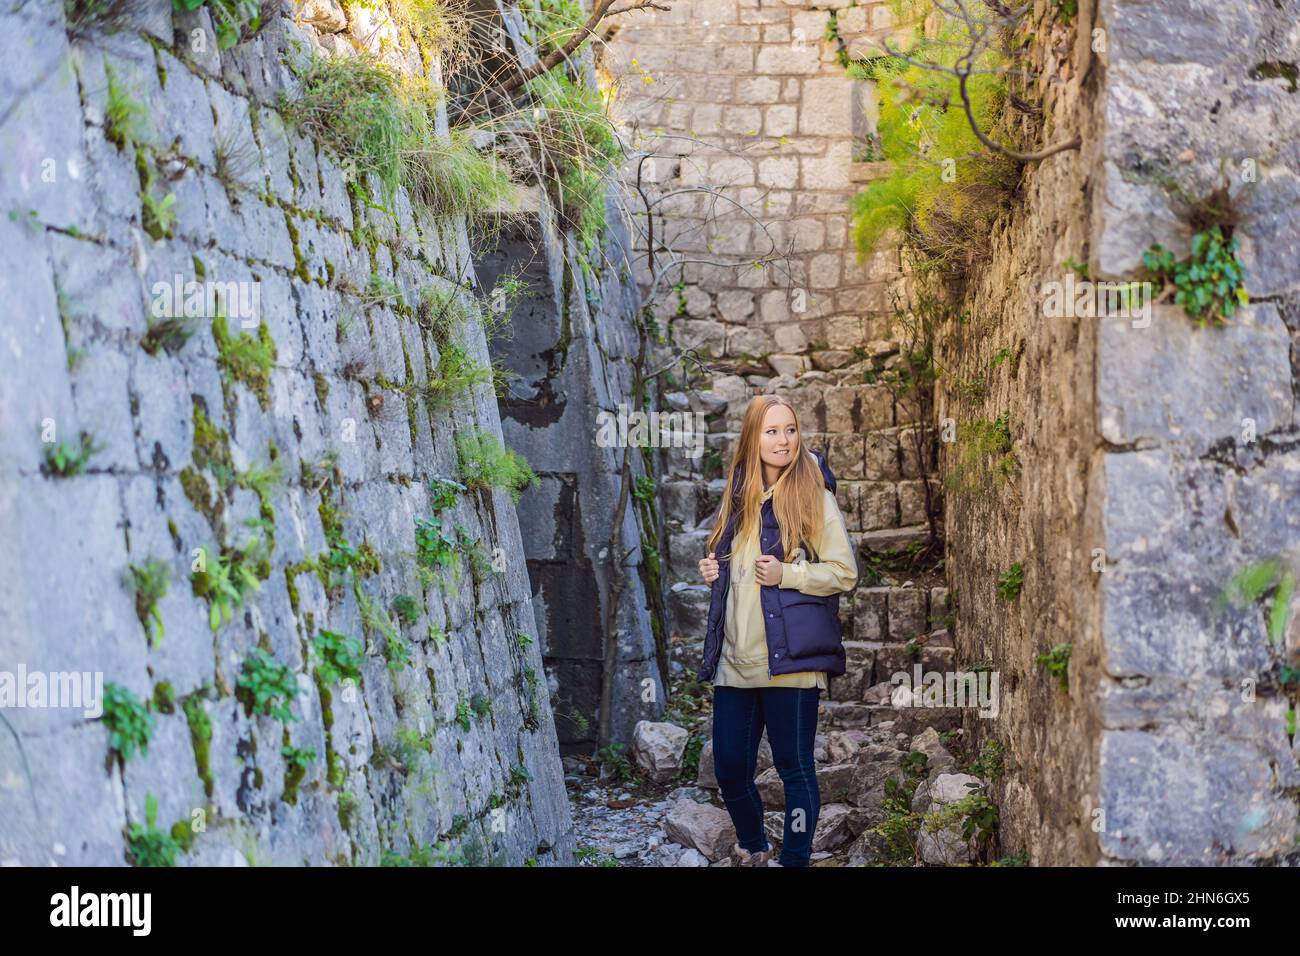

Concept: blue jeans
[[712, 685, 821, 867]]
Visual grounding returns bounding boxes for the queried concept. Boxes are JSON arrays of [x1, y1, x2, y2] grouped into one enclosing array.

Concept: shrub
[[847, 9, 1017, 273]]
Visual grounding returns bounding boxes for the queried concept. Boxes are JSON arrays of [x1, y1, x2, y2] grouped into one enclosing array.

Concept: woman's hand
[[754, 554, 783, 586], [699, 551, 720, 584]]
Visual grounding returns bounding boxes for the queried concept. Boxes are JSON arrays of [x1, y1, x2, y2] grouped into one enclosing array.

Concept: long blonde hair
[[706, 395, 825, 562]]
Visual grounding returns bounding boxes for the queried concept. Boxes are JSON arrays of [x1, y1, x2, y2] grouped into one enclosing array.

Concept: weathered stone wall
[[604, 0, 905, 375], [474, 1, 666, 755], [940, 0, 1300, 865], [0, 0, 575, 866]]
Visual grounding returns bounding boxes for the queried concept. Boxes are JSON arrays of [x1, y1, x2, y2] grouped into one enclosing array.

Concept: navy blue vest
[[696, 449, 849, 682]]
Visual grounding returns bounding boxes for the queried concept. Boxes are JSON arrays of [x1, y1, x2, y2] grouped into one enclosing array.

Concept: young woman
[[697, 395, 858, 867]]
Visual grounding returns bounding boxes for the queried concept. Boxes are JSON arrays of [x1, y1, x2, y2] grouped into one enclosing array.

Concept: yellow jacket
[[715, 485, 858, 689]]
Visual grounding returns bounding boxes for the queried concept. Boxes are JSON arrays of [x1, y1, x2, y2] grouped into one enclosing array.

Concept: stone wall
[[473, 1, 667, 755], [604, 0, 904, 375], [0, 0, 575, 866], [940, 0, 1300, 864]]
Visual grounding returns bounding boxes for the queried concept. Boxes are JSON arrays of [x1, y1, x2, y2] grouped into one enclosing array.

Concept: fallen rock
[[664, 795, 736, 862], [632, 720, 689, 783]]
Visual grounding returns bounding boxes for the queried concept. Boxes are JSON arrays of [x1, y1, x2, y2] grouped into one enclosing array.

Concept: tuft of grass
[[945, 413, 1017, 495], [523, 70, 622, 250], [455, 427, 539, 504], [213, 313, 277, 407], [282, 52, 516, 219], [104, 62, 149, 150]]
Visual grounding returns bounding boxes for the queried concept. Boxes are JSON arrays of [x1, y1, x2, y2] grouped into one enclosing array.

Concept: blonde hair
[[706, 395, 825, 562]]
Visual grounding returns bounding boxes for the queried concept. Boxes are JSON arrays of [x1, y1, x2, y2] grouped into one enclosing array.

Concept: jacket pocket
[[778, 592, 841, 657]]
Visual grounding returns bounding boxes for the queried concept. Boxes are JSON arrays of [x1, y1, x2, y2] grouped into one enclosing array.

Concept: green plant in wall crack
[[946, 413, 1018, 495], [1142, 225, 1248, 326], [1219, 555, 1298, 647], [1035, 643, 1072, 692], [191, 536, 265, 631], [996, 563, 1024, 603], [213, 313, 277, 408], [281, 744, 317, 805], [41, 430, 103, 477], [125, 792, 181, 867], [391, 594, 422, 627], [140, 182, 176, 241], [455, 427, 539, 504], [236, 647, 301, 722], [102, 682, 155, 764], [171, 0, 263, 50], [414, 512, 460, 586], [311, 630, 365, 687], [124, 558, 170, 648], [282, 51, 515, 218], [104, 62, 150, 150]]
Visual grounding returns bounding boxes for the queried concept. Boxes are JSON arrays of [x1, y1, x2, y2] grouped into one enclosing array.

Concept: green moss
[[313, 371, 330, 407], [191, 401, 234, 481], [284, 214, 312, 283], [182, 692, 215, 798], [212, 313, 277, 410], [151, 681, 176, 714], [180, 465, 223, 529]]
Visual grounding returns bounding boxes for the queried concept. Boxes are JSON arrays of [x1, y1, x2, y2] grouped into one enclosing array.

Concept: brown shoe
[[730, 842, 773, 866]]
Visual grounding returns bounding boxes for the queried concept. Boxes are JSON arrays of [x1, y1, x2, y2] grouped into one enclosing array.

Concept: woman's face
[[758, 403, 800, 472]]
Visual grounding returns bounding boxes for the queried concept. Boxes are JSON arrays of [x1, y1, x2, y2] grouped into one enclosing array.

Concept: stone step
[[856, 524, 930, 552]]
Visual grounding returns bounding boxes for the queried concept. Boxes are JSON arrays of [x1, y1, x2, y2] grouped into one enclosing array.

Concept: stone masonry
[[0, 0, 577, 866]]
